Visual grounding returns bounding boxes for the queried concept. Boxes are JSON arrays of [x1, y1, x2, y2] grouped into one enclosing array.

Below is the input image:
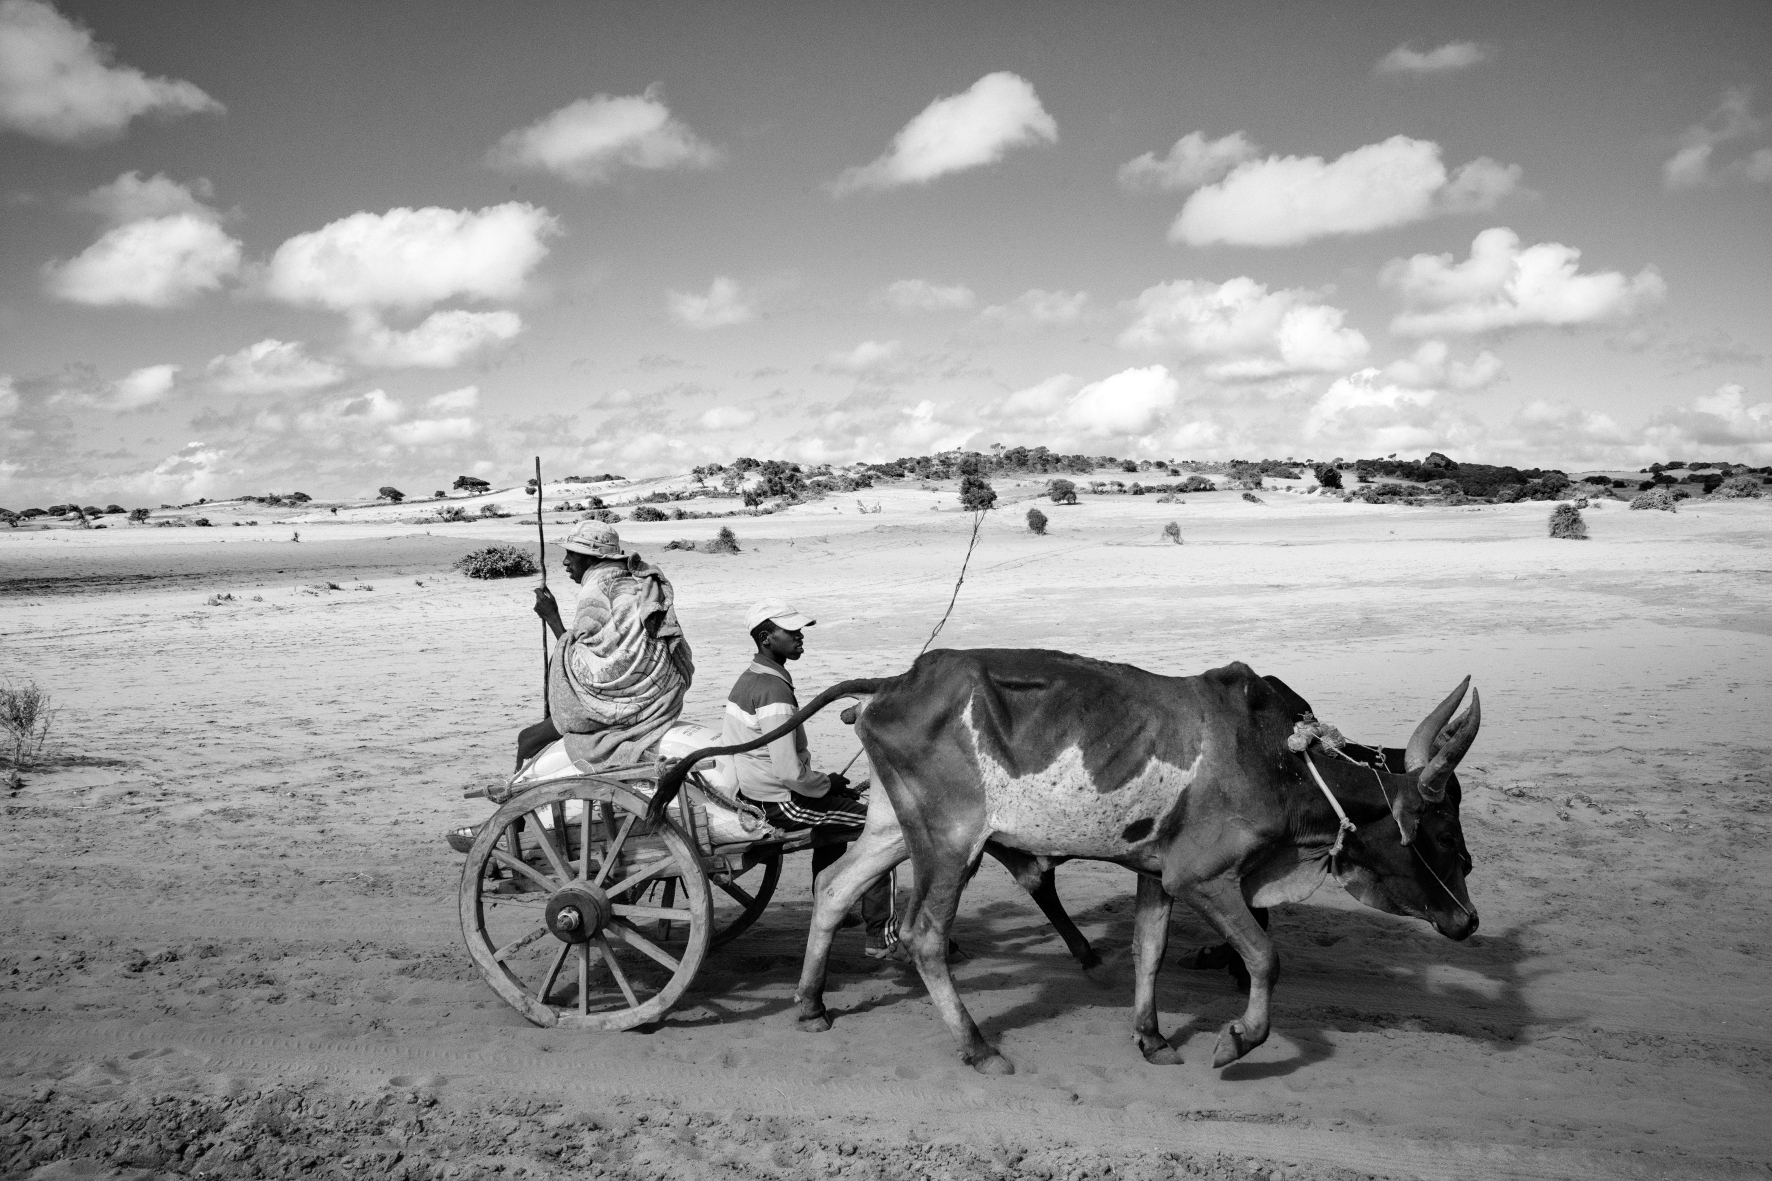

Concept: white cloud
[[0, 0, 221, 144], [142, 441, 236, 500], [487, 89, 721, 184], [1118, 131, 1260, 192], [1375, 42, 1492, 76], [207, 339, 345, 395], [350, 309, 523, 368], [823, 339, 902, 374], [1301, 369, 1476, 456], [1065, 365, 1179, 436], [426, 385, 479, 412], [1643, 383, 1772, 460], [699, 405, 757, 430], [832, 71, 1057, 194], [587, 387, 639, 411], [43, 211, 241, 306], [110, 363, 177, 410], [0, 374, 16, 418], [667, 276, 755, 329], [77, 171, 214, 223], [1119, 277, 1369, 378], [978, 288, 1088, 329], [265, 203, 557, 313], [877, 278, 976, 312], [386, 416, 477, 446], [1171, 136, 1520, 248], [1663, 88, 1766, 190], [1384, 227, 1667, 336], [1382, 340, 1504, 390], [990, 373, 1075, 419]]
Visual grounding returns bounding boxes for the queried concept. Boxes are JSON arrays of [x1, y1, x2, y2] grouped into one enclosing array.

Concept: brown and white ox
[[653, 648, 1480, 1075]]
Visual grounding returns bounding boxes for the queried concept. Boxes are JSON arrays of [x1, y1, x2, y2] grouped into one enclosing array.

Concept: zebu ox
[[653, 648, 1480, 1075]]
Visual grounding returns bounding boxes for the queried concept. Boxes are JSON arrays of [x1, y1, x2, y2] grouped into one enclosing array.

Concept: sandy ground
[[2, 483, 1769, 1181]]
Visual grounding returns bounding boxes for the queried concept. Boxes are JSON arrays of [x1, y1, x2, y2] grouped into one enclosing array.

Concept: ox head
[[1340, 678, 1481, 940]]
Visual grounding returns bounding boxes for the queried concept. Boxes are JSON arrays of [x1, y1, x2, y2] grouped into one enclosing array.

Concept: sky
[[1, 0, 1769, 505]]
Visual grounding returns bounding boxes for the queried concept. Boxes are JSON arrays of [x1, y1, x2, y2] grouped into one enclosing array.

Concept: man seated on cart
[[727, 598, 894, 956]]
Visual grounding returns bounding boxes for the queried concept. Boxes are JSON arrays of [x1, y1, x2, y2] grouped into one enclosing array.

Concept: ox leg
[[793, 789, 906, 1031], [903, 844, 1011, 1075], [1131, 875, 1181, 1064], [1176, 876, 1279, 1068], [988, 847, 1100, 971]]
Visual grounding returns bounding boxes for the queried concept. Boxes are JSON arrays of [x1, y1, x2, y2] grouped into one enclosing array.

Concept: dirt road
[[3, 487, 1768, 1179]]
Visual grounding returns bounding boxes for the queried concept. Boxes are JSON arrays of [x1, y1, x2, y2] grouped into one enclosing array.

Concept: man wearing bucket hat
[[725, 598, 893, 954]]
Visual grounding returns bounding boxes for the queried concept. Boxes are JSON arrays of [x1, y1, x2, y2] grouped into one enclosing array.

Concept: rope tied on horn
[[1288, 714, 1358, 856]]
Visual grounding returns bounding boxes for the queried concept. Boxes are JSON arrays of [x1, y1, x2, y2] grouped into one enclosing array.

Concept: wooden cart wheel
[[460, 777, 711, 1030], [708, 848, 781, 948]]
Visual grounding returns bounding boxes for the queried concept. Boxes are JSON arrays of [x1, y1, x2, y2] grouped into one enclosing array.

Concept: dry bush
[[703, 526, 741, 554], [0, 681, 55, 774], [1709, 476, 1764, 499], [1026, 507, 1048, 535], [1548, 504, 1588, 539], [435, 505, 470, 522], [1162, 521, 1182, 545], [1630, 487, 1679, 512], [631, 505, 669, 522], [477, 502, 511, 518], [1241, 492, 1265, 504], [455, 545, 539, 579]]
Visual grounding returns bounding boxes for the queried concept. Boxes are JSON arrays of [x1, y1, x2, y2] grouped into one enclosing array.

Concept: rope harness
[[1286, 714, 1474, 919]]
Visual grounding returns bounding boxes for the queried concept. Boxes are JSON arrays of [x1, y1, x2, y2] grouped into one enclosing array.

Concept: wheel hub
[[545, 882, 612, 944]]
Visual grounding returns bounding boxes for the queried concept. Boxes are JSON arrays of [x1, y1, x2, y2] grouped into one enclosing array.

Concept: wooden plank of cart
[[459, 760, 843, 1029]]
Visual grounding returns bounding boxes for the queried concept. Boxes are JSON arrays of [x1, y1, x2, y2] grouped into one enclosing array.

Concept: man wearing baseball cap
[[725, 598, 893, 953]]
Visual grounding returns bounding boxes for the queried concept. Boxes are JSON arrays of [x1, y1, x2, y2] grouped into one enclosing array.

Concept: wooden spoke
[[529, 813, 574, 882], [607, 920, 682, 972], [535, 942, 570, 1005], [715, 878, 757, 908], [593, 815, 635, 888], [611, 903, 696, 923], [489, 849, 556, 894], [577, 803, 594, 881], [493, 925, 550, 963], [597, 935, 640, 1008], [578, 943, 591, 1015], [658, 877, 678, 942], [603, 856, 675, 900]]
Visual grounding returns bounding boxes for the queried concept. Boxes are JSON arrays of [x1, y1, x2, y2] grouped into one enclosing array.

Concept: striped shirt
[[722, 657, 829, 803]]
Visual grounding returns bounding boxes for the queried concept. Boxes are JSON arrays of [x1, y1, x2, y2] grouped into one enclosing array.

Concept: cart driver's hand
[[533, 586, 560, 620], [825, 772, 850, 795]]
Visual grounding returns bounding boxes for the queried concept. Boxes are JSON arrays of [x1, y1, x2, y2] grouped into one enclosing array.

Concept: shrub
[[1581, 475, 1612, 486], [590, 508, 621, 524], [436, 505, 470, 522], [1710, 476, 1764, 499], [1181, 475, 1215, 493], [454, 544, 539, 579], [662, 539, 694, 551], [1, 680, 56, 775], [1162, 521, 1181, 544], [434, 490, 448, 499], [958, 474, 997, 511], [1026, 507, 1048, 535], [127, 508, 150, 523], [478, 502, 511, 518], [193, 517, 211, 527], [1630, 487, 1679, 512], [1241, 492, 1264, 504], [0, 509, 15, 527], [1047, 479, 1078, 505], [1313, 464, 1343, 489], [631, 505, 669, 522], [704, 526, 741, 554], [378, 486, 405, 502], [1548, 504, 1587, 539]]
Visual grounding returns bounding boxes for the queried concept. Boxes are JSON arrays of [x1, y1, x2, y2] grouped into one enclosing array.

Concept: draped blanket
[[548, 556, 695, 769]]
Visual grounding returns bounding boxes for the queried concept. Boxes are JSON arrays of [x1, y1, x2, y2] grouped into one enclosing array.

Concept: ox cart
[[458, 728, 847, 1029]]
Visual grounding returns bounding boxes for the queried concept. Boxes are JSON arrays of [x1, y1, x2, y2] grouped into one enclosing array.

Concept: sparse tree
[[1047, 478, 1078, 505], [127, 508, 150, 523], [958, 474, 996, 511], [1313, 464, 1343, 489], [378, 486, 405, 502]]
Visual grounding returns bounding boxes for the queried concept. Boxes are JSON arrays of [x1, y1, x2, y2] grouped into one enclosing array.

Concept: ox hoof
[[969, 1053, 1015, 1077], [794, 1006, 832, 1033], [1137, 1037, 1182, 1066], [1211, 1022, 1261, 1068]]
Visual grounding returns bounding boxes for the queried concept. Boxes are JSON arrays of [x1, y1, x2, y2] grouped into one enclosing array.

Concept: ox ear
[[1417, 689, 1481, 804], [1405, 676, 1469, 772]]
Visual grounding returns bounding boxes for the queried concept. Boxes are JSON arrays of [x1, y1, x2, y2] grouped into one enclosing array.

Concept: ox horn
[[1405, 676, 1470, 773], [1417, 689, 1480, 803]]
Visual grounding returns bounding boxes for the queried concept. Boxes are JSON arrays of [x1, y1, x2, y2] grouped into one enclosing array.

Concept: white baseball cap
[[746, 598, 815, 633]]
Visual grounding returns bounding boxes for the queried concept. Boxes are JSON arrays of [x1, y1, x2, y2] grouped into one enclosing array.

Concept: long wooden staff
[[535, 456, 549, 713]]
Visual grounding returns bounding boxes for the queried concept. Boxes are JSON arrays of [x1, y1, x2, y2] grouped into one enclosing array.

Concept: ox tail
[[646, 677, 889, 824]]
